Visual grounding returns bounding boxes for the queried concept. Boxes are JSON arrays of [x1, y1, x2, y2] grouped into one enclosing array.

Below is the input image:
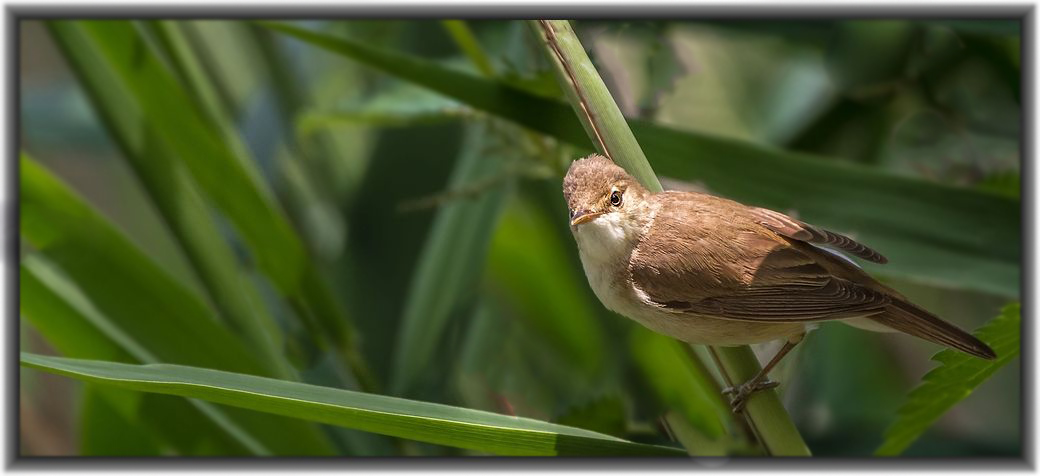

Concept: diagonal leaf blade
[[21, 155, 263, 375], [629, 327, 729, 441], [20, 155, 336, 455], [78, 385, 164, 456], [876, 303, 1021, 456], [48, 20, 374, 391], [49, 20, 306, 295], [20, 353, 686, 457], [391, 122, 511, 396], [297, 85, 471, 135], [46, 20, 292, 379], [21, 256, 276, 455], [485, 199, 607, 374]]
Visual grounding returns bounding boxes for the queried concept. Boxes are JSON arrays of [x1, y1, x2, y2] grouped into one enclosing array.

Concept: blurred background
[[19, 19, 1020, 457]]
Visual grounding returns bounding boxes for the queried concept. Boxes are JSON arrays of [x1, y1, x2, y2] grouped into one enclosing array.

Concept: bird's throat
[[572, 211, 648, 265]]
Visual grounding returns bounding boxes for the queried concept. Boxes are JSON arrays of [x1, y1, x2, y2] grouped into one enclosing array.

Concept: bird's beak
[[570, 209, 603, 226]]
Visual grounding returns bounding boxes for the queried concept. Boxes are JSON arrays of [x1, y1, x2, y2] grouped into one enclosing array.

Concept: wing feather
[[629, 193, 890, 323], [750, 207, 888, 264]]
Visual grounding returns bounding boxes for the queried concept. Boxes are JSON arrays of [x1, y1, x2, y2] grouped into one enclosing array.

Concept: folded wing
[[630, 195, 889, 322], [749, 206, 888, 264]]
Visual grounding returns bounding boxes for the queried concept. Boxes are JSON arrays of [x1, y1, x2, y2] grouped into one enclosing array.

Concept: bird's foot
[[722, 379, 779, 413]]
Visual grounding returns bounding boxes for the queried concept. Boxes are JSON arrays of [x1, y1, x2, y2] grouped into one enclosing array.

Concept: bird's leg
[[722, 333, 804, 413]]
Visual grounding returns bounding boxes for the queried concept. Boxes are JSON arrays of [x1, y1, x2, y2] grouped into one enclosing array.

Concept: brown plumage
[[564, 154, 995, 361]]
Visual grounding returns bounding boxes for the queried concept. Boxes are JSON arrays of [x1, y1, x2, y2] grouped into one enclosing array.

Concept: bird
[[562, 154, 996, 412]]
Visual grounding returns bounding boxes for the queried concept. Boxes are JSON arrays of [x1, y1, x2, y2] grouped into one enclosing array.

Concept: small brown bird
[[563, 154, 995, 412]]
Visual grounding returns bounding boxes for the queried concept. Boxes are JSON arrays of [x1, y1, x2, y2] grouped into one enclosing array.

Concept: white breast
[[571, 211, 647, 317]]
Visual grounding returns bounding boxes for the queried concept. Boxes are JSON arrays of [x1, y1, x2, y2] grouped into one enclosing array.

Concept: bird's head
[[562, 155, 652, 252]]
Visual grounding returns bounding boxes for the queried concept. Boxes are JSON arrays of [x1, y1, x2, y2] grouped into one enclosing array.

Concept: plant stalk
[[530, 19, 810, 456]]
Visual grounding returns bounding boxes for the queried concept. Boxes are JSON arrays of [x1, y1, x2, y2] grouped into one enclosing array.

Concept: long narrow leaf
[[297, 86, 471, 135], [22, 156, 263, 375], [20, 155, 336, 455], [48, 20, 374, 391], [48, 20, 306, 296], [262, 21, 1019, 297], [47, 21, 291, 379], [79, 385, 164, 456], [485, 199, 606, 373], [22, 256, 269, 455], [21, 258, 130, 363], [184, 20, 372, 389], [876, 303, 1021, 456], [391, 122, 511, 395], [21, 354, 686, 457], [441, 20, 496, 76], [629, 327, 728, 441]]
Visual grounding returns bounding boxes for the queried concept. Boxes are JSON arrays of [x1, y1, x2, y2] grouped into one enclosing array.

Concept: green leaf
[[141, 21, 231, 130], [555, 395, 628, 439], [441, 20, 496, 77], [928, 20, 1020, 37], [216, 24, 374, 389], [825, 21, 918, 94], [20, 258, 130, 364], [455, 292, 615, 430], [390, 122, 511, 395], [260, 21, 1020, 298], [48, 20, 306, 294], [20, 156, 336, 455], [21, 354, 686, 457], [629, 327, 728, 441], [485, 199, 607, 373], [297, 85, 471, 137], [22, 156, 263, 375], [183, 21, 265, 117], [79, 385, 164, 456], [663, 411, 730, 456], [976, 171, 1020, 199], [21, 256, 264, 455], [47, 21, 292, 379], [23, 256, 231, 456], [48, 20, 372, 390], [876, 303, 1021, 456]]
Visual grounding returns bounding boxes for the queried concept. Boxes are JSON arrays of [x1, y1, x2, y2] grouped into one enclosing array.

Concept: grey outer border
[[5, 3, 1033, 471], [1021, 3, 1035, 474]]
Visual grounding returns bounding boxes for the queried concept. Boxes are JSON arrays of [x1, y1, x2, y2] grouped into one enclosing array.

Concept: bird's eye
[[609, 190, 623, 207]]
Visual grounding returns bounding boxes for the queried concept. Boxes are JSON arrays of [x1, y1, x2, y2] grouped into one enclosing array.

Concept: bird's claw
[[722, 379, 779, 413]]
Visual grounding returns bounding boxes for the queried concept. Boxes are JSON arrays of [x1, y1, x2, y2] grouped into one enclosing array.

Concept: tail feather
[[869, 301, 996, 360]]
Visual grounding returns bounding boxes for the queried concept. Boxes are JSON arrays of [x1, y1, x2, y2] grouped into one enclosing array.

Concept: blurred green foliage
[[19, 19, 1020, 457]]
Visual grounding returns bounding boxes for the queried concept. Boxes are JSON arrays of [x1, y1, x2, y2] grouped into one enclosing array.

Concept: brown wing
[[629, 193, 890, 322], [749, 207, 888, 264]]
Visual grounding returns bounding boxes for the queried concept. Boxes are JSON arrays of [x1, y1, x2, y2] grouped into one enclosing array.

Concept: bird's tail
[[869, 300, 996, 360]]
